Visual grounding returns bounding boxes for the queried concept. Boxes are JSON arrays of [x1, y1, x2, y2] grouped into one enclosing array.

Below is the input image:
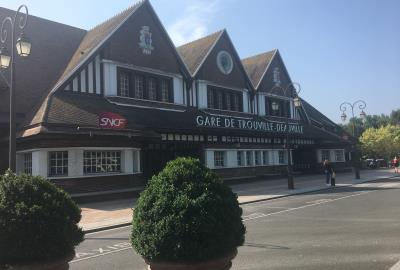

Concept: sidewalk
[[79, 169, 397, 232]]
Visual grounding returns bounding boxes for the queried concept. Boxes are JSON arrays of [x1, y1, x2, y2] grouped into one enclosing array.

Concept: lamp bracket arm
[[339, 102, 353, 113]]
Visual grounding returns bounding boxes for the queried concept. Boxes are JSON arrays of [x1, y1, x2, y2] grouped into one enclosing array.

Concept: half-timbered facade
[[0, 0, 353, 194]]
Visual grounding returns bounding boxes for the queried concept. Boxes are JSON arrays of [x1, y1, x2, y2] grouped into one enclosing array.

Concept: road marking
[[306, 199, 333, 204], [71, 242, 132, 263], [243, 190, 375, 222]]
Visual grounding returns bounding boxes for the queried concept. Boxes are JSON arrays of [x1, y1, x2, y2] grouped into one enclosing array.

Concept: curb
[[82, 175, 398, 233], [84, 222, 132, 234]]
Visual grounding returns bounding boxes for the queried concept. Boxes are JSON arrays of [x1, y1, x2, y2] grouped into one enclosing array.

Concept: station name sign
[[196, 115, 304, 134]]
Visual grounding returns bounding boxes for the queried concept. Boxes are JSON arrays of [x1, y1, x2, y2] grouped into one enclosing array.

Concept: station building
[[0, 0, 353, 194]]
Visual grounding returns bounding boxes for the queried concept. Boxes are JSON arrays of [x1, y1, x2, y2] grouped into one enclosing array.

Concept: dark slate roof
[[301, 98, 337, 127], [176, 30, 224, 76], [300, 98, 353, 141], [0, 7, 86, 124], [241, 49, 276, 89], [24, 91, 347, 143]]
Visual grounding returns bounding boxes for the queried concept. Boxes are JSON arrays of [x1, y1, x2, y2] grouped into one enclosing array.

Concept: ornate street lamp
[[270, 82, 302, 190], [0, 5, 31, 172], [339, 100, 367, 179]]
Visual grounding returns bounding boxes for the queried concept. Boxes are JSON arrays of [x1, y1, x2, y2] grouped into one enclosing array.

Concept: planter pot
[[3, 251, 75, 270], [145, 249, 237, 270]]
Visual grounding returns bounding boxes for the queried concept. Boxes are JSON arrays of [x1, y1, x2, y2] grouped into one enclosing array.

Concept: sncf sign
[[98, 112, 127, 129]]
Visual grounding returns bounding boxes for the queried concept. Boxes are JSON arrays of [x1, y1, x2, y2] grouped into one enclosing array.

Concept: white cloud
[[167, 0, 221, 46]]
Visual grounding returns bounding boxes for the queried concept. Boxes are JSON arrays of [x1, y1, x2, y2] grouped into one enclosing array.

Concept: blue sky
[[1, 0, 399, 123]]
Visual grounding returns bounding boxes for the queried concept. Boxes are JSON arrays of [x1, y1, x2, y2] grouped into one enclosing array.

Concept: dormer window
[[207, 85, 243, 112], [117, 68, 173, 103]]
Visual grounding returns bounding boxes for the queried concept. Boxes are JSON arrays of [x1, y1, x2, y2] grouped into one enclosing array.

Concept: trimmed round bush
[[0, 170, 84, 266], [131, 157, 246, 263]]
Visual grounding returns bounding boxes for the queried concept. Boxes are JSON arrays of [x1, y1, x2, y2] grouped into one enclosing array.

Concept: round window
[[216, 51, 233, 75]]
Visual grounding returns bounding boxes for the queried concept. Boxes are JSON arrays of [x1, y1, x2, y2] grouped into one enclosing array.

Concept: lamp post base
[[354, 167, 360, 179]]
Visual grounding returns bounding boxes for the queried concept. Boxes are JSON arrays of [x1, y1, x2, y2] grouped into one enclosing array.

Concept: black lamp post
[[270, 82, 302, 190], [339, 100, 367, 179], [0, 5, 31, 172]]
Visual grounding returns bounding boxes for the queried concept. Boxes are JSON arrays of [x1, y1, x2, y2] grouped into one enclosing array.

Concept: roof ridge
[[88, 0, 145, 31]]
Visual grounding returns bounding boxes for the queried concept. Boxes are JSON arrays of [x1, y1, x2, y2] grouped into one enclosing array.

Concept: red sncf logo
[[98, 112, 127, 129]]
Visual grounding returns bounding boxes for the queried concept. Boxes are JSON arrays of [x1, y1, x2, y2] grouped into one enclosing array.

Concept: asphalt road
[[70, 176, 400, 270]]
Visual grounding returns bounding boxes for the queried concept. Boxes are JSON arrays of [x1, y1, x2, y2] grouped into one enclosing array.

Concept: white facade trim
[[106, 98, 186, 112], [205, 148, 289, 169], [103, 59, 183, 79], [16, 147, 142, 179], [317, 149, 346, 163]]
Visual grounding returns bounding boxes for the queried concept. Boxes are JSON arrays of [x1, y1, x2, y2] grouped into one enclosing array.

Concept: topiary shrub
[[0, 170, 84, 266], [131, 157, 246, 264]]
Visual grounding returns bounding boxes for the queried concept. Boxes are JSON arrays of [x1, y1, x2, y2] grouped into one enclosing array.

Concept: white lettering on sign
[[98, 112, 127, 130], [195, 115, 304, 134], [100, 117, 126, 128]]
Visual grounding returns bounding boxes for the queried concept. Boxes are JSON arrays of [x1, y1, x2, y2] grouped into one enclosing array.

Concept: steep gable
[[101, 0, 190, 77], [256, 50, 294, 96], [177, 30, 223, 76], [242, 49, 276, 89], [53, 1, 145, 92], [180, 30, 252, 90]]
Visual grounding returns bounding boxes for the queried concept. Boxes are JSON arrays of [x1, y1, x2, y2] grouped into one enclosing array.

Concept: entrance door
[[293, 148, 317, 172], [142, 143, 201, 179]]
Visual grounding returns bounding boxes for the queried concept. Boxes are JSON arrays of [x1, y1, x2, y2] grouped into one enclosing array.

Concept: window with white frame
[[246, 151, 253, 166], [321, 150, 330, 161], [214, 151, 225, 167], [263, 150, 269, 165], [160, 80, 169, 102], [49, 151, 68, 176], [255, 151, 261, 166], [119, 71, 130, 97], [148, 77, 157, 100], [334, 149, 345, 162], [237, 151, 244, 166], [278, 150, 286, 164], [24, 153, 32, 175], [134, 75, 144, 99], [83, 151, 121, 174]]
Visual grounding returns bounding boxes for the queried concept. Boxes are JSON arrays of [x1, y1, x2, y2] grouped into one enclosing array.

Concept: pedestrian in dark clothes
[[323, 160, 334, 186]]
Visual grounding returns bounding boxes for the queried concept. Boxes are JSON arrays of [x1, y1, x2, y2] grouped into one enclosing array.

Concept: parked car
[[375, 159, 387, 168], [365, 159, 376, 169]]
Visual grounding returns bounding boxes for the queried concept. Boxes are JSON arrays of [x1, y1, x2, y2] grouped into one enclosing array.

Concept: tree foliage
[[0, 171, 84, 266], [340, 108, 400, 138], [131, 157, 245, 263], [359, 125, 400, 159]]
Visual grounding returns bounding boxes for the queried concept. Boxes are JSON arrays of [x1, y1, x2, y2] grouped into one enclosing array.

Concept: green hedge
[[131, 157, 245, 263], [0, 171, 84, 265]]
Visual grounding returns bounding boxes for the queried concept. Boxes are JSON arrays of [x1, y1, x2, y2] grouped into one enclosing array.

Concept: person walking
[[323, 160, 333, 186], [394, 156, 399, 173]]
